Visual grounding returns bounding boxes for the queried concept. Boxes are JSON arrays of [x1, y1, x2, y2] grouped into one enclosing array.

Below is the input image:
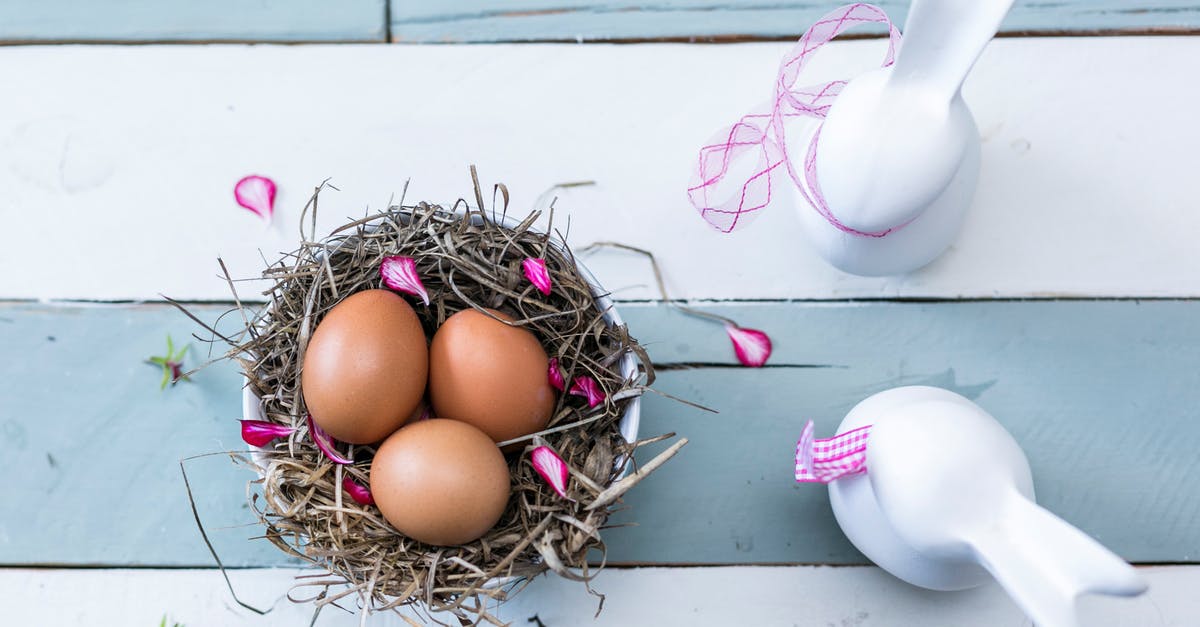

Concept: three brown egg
[[301, 289, 557, 546]]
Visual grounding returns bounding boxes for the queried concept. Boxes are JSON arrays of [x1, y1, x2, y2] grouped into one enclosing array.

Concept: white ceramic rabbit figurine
[[796, 0, 1015, 276], [827, 386, 1147, 627]]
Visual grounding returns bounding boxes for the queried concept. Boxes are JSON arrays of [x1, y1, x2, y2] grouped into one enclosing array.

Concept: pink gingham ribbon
[[688, 3, 901, 236], [795, 420, 872, 483]]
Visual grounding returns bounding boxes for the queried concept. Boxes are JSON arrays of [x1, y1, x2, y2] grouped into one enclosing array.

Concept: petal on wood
[[726, 324, 773, 367], [234, 175, 276, 222]]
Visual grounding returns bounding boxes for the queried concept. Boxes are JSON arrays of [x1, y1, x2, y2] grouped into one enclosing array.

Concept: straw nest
[[215, 181, 683, 625]]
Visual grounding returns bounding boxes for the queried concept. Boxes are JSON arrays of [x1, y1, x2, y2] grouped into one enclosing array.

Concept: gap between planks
[[1, 28, 1199, 46]]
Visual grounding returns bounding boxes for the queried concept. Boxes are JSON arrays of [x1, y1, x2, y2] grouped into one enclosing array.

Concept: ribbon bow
[[795, 420, 872, 483], [688, 3, 901, 237]]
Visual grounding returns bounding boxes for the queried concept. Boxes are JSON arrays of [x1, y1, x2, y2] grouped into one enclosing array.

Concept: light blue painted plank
[[0, 0, 385, 43], [391, 1, 1200, 42], [2, 301, 1198, 567], [605, 301, 1200, 563], [0, 304, 293, 567]]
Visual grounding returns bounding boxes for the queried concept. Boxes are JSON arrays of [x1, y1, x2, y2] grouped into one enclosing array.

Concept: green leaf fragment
[[148, 334, 192, 390]]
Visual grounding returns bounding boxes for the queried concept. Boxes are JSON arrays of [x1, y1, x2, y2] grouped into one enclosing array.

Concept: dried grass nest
[[217, 183, 685, 624]]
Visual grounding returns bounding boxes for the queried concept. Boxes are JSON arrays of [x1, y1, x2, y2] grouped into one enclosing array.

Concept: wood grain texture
[[0, 0, 386, 43], [1, 38, 1196, 301], [2, 301, 1197, 566], [5, 565, 1198, 626], [390, 1, 1200, 42]]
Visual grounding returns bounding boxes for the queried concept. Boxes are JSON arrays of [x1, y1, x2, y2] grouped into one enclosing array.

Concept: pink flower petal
[[406, 400, 433, 424], [568, 375, 605, 408], [234, 175, 276, 222], [380, 256, 430, 306], [726, 324, 773, 367], [342, 475, 375, 505], [547, 357, 565, 392], [240, 419, 295, 447], [530, 445, 573, 500], [522, 257, 552, 295], [307, 414, 353, 465]]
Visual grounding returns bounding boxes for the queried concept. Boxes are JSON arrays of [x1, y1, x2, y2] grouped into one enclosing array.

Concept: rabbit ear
[[968, 493, 1147, 627]]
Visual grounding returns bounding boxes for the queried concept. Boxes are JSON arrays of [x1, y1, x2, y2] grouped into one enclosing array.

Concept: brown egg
[[429, 308, 556, 447], [370, 418, 511, 546], [301, 289, 428, 444]]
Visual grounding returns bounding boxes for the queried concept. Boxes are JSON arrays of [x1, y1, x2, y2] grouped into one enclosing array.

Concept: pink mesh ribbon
[[795, 420, 872, 483], [688, 3, 901, 236]]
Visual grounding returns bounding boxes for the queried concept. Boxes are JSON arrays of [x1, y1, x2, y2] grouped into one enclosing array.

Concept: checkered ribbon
[[795, 420, 872, 483]]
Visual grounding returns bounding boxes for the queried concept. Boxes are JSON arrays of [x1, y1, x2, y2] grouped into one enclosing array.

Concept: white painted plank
[[3, 565, 1196, 626], [0, 38, 1196, 301]]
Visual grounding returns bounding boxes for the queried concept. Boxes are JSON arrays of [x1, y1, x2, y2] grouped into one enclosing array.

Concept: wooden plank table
[[2, 2, 1198, 625]]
